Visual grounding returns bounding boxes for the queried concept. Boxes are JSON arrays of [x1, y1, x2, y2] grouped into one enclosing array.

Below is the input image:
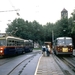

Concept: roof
[[61, 8, 68, 13], [0, 36, 24, 41], [57, 37, 72, 40], [44, 42, 51, 44]]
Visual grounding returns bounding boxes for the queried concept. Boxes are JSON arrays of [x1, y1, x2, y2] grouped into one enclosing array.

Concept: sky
[[0, 0, 75, 33]]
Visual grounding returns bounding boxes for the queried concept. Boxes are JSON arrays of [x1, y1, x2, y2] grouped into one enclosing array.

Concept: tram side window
[[19, 41, 21, 46], [18, 41, 21, 46], [24, 42, 28, 47], [14, 41, 17, 46], [16, 41, 21, 46], [7, 40, 15, 46], [12, 40, 15, 46], [19, 41, 24, 46], [16, 41, 18, 46], [20, 41, 23, 46], [7, 40, 11, 46], [24, 42, 26, 46], [11, 40, 14, 46], [24, 42, 27, 46]]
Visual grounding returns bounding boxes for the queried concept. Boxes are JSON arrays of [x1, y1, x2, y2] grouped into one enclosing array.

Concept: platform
[[35, 54, 65, 75]]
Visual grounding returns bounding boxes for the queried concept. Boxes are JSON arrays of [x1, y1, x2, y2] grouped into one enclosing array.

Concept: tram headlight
[[0, 50, 3, 53]]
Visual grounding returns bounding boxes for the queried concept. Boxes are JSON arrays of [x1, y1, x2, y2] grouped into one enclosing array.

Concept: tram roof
[[57, 37, 72, 40], [44, 42, 51, 44], [0, 36, 24, 40], [24, 39, 33, 42], [24, 40, 29, 42], [7, 36, 24, 40]]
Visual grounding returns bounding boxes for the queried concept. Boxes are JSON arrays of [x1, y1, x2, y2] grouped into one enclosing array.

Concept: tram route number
[[62, 48, 68, 52]]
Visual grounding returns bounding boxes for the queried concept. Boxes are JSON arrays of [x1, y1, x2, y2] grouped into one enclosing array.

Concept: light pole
[[63, 30, 66, 44], [52, 30, 54, 49]]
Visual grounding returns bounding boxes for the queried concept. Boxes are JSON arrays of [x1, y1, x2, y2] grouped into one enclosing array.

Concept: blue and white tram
[[0, 35, 24, 56], [24, 40, 34, 53]]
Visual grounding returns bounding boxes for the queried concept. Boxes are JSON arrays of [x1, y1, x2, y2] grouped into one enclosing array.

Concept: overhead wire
[[8, 0, 15, 9], [0, 9, 20, 12], [0, 0, 20, 16], [8, 0, 20, 16]]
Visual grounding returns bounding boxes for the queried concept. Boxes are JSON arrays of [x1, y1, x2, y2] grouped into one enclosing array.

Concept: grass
[[33, 48, 42, 50]]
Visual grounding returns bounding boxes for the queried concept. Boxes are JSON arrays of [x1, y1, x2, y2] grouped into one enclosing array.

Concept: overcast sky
[[0, 0, 75, 33]]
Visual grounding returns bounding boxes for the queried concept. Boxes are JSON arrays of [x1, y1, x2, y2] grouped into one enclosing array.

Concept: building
[[61, 8, 68, 19]]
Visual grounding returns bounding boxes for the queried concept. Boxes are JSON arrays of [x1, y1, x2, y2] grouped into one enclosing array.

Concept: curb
[[34, 54, 43, 75]]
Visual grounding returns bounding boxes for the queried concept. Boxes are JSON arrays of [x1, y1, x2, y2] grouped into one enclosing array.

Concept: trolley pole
[[52, 30, 54, 50]]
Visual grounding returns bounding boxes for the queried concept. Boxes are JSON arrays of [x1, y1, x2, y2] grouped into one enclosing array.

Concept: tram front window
[[0, 39, 6, 46], [57, 39, 64, 45], [57, 39, 72, 46], [66, 39, 72, 45]]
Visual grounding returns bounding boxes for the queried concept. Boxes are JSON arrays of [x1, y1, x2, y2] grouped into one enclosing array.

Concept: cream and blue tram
[[53, 37, 73, 55], [24, 40, 33, 52], [0, 35, 24, 56]]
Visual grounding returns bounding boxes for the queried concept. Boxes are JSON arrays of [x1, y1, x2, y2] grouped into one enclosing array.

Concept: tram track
[[60, 56, 75, 72], [0, 50, 41, 66], [0, 50, 41, 75], [0, 55, 20, 66], [53, 54, 75, 75], [0, 54, 27, 66], [7, 54, 36, 75]]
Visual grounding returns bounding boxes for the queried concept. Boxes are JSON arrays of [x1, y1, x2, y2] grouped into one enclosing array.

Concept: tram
[[24, 40, 33, 53], [0, 33, 33, 56], [53, 37, 73, 55], [0, 35, 24, 56]]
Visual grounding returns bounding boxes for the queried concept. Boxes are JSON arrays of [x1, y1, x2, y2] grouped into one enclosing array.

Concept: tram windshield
[[57, 39, 72, 46], [0, 39, 6, 46]]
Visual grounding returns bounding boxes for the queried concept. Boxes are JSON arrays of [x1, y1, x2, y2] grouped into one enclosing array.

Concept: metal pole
[[52, 31, 54, 43], [52, 30, 54, 49]]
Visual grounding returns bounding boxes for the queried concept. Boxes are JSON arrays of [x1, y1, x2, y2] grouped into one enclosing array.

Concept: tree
[[44, 22, 54, 42], [6, 18, 26, 38], [53, 18, 69, 39], [31, 21, 43, 42], [71, 9, 75, 35]]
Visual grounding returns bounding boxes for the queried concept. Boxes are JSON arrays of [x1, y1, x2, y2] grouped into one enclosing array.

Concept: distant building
[[61, 8, 68, 19], [34, 42, 40, 48]]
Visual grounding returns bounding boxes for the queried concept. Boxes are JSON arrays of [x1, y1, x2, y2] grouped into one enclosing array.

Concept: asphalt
[[34, 53, 65, 75]]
